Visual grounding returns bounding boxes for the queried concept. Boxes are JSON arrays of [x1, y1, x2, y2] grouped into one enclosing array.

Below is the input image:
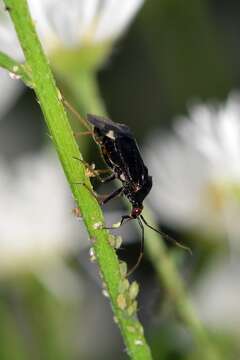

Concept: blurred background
[[1, 0, 240, 359]]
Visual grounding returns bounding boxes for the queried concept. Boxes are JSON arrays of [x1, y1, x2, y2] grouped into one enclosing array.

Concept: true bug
[[87, 114, 153, 221], [64, 100, 189, 271]]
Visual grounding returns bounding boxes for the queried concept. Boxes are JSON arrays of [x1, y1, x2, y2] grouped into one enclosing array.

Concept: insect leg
[[73, 180, 116, 205], [73, 156, 112, 181], [75, 131, 93, 137], [63, 98, 91, 131], [72, 181, 99, 199], [104, 214, 132, 230], [100, 173, 116, 184], [119, 215, 132, 226], [101, 187, 123, 204]]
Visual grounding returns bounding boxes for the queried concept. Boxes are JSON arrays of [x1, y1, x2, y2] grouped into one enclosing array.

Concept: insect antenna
[[63, 98, 92, 131], [140, 215, 192, 254], [127, 217, 144, 276]]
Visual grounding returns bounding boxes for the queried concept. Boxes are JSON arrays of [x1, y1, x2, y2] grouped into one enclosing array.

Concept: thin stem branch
[[0, 51, 32, 86], [2, 1, 152, 359]]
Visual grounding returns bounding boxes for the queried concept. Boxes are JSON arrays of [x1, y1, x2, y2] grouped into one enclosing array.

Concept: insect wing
[[115, 135, 148, 185], [87, 114, 133, 138], [87, 114, 151, 196]]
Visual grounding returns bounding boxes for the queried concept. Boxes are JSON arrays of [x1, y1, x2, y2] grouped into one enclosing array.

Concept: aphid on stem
[[64, 99, 191, 273]]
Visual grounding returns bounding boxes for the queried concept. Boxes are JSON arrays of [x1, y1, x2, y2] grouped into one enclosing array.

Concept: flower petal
[[29, 0, 99, 48], [93, 0, 144, 43], [144, 92, 240, 234]]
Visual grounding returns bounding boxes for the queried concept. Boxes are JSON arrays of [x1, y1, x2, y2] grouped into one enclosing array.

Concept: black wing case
[[87, 114, 133, 137], [87, 114, 149, 185], [115, 135, 149, 185]]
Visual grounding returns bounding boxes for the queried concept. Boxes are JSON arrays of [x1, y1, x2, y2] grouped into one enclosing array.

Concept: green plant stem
[[2, 1, 152, 359], [0, 51, 32, 87]]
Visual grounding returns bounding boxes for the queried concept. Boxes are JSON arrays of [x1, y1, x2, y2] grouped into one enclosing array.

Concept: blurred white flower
[[0, 147, 86, 277], [144, 93, 240, 236], [0, 0, 143, 118], [0, 0, 143, 57], [192, 258, 240, 334]]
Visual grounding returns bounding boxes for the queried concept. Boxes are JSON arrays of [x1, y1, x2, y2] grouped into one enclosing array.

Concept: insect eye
[[131, 207, 143, 218]]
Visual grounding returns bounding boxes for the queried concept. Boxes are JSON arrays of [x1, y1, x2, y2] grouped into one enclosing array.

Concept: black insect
[[87, 114, 152, 221], [88, 114, 189, 265], [64, 100, 189, 272]]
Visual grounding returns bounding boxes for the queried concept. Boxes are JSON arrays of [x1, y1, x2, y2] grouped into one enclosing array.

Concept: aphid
[[64, 100, 189, 271]]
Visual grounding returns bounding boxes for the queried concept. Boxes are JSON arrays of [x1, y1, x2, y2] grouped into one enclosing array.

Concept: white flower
[[192, 258, 240, 334], [0, 0, 143, 119], [0, 147, 86, 277], [0, 0, 144, 58], [144, 93, 240, 236]]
